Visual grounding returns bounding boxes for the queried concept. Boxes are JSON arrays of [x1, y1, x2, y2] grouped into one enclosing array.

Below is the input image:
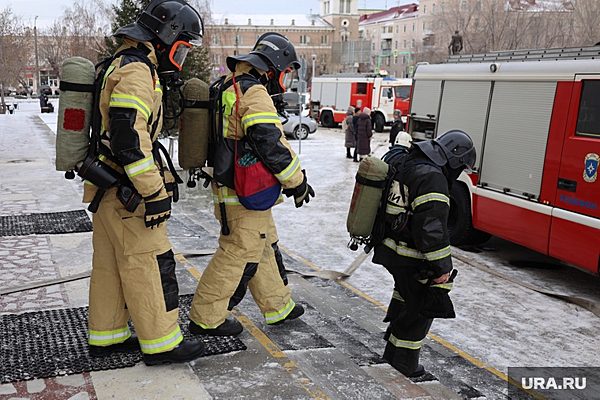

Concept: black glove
[[144, 196, 171, 228], [282, 170, 315, 208]]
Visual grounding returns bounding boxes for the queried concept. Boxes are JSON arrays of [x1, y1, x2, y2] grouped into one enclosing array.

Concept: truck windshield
[[394, 86, 411, 100]]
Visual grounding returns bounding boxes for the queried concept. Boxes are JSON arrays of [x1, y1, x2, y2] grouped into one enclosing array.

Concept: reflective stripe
[[190, 318, 220, 330], [411, 192, 450, 209], [265, 299, 296, 324], [392, 290, 405, 302], [275, 156, 300, 182], [212, 193, 242, 206], [241, 112, 280, 131], [222, 91, 236, 136], [84, 180, 95, 186], [89, 326, 131, 346], [155, 83, 163, 94], [386, 204, 406, 215], [431, 282, 453, 290], [383, 238, 451, 262], [109, 94, 151, 121], [383, 238, 425, 259], [388, 333, 423, 350], [139, 326, 184, 354], [424, 245, 451, 261], [124, 155, 154, 178], [102, 65, 115, 90]]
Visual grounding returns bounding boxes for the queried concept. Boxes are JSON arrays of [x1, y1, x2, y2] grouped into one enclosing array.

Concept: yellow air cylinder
[[55, 57, 95, 172], [179, 78, 210, 170]]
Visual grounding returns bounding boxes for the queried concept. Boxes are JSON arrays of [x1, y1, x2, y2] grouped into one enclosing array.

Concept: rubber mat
[[0, 295, 246, 384], [0, 210, 93, 236]]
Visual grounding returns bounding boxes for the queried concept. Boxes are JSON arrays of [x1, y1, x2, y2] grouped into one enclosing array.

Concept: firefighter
[[448, 30, 463, 55], [188, 32, 314, 336], [372, 130, 476, 378], [85, 0, 205, 365]]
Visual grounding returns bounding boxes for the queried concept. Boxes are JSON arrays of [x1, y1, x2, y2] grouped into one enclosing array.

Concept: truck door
[[394, 85, 411, 118], [379, 86, 394, 119], [550, 76, 600, 273]]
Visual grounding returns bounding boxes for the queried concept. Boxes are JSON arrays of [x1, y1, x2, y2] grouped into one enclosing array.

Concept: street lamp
[[34, 16, 40, 95], [311, 54, 316, 80]]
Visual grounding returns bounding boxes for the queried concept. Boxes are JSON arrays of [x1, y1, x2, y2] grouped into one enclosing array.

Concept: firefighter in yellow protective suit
[[84, 0, 205, 365], [189, 33, 315, 336]]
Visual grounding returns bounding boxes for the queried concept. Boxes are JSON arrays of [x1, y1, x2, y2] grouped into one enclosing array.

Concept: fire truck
[[311, 74, 412, 132], [408, 46, 600, 275]]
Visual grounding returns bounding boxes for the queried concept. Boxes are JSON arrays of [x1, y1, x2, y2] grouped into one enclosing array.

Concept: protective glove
[[282, 170, 315, 208], [144, 193, 171, 229]]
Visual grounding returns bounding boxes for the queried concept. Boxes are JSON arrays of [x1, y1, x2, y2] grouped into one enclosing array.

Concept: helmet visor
[[169, 41, 192, 71], [278, 67, 296, 92]]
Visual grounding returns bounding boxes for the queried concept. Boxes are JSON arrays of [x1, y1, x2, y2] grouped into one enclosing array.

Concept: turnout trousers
[[382, 264, 433, 374], [189, 206, 293, 327], [88, 188, 183, 354]]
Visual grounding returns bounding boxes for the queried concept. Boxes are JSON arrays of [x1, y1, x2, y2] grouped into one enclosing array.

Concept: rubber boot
[[269, 303, 305, 325], [142, 338, 204, 366], [189, 317, 243, 337], [346, 147, 353, 159], [383, 344, 425, 378], [89, 335, 140, 357]]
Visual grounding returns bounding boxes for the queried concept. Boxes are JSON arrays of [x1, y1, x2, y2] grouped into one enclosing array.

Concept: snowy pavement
[[1, 100, 600, 399]]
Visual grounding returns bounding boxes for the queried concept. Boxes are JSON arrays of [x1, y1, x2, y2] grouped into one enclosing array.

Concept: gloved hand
[[282, 170, 315, 208], [144, 194, 171, 229]]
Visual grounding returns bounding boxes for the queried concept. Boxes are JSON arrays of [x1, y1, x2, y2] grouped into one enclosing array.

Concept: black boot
[[383, 344, 425, 378], [142, 338, 204, 366], [346, 148, 353, 159], [269, 303, 305, 325], [189, 317, 243, 336], [89, 335, 140, 357]]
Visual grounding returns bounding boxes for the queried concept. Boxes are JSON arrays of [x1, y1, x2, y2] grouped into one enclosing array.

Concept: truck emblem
[[583, 153, 599, 183]]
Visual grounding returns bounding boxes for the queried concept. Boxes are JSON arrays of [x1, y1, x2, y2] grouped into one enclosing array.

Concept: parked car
[[279, 112, 318, 140]]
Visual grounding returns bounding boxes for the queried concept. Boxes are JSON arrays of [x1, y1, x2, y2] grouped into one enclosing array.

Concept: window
[[423, 5, 426, 13], [211, 35, 219, 45], [356, 83, 368, 95], [324, 1, 330, 14], [339, 0, 344, 13], [394, 86, 411, 100], [300, 35, 310, 44], [235, 35, 242, 45], [576, 80, 600, 137], [346, 0, 351, 13], [403, 25, 406, 33], [321, 35, 329, 44]]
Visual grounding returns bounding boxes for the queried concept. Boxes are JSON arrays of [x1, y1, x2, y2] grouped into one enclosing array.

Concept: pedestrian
[[84, 0, 205, 365], [188, 32, 314, 336], [389, 110, 405, 147], [355, 107, 373, 161], [372, 130, 476, 378], [343, 106, 356, 159]]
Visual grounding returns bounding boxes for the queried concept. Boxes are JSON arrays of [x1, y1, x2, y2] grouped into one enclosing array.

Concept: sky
[[0, 0, 416, 30]]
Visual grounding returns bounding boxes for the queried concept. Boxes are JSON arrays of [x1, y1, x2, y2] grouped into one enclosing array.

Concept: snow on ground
[[12, 99, 600, 377]]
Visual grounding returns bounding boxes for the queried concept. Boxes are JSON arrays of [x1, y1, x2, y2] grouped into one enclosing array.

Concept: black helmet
[[115, 0, 203, 46], [414, 130, 476, 170], [227, 32, 300, 73]]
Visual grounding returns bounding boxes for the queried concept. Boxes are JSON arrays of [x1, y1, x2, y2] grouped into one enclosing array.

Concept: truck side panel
[[437, 80, 492, 169], [479, 81, 556, 198]]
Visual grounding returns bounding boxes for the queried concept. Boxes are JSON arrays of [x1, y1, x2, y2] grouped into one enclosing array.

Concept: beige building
[[207, 0, 369, 80], [359, 3, 423, 78]]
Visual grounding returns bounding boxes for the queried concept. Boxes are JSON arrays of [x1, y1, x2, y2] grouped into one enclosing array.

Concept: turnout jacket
[[213, 62, 304, 206], [372, 150, 453, 278], [84, 39, 170, 203]]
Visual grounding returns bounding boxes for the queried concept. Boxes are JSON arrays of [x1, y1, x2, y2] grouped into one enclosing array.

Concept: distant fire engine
[[311, 74, 412, 132], [408, 46, 600, 275]]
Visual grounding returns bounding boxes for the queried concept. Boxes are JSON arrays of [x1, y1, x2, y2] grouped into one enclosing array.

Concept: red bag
[[234, 151, 281, 210]]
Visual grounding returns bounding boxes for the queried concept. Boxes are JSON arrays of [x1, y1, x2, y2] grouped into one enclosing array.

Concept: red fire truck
[[311, 74, 412, 132], [408, 47, 600, 275]]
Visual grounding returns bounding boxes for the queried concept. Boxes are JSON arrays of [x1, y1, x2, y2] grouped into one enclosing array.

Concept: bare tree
[[39, 0, 110, 76], [0, 7, 31, 109]]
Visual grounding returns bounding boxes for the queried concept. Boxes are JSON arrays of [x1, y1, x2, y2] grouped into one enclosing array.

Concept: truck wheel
[[320, 111, 335, 128], [373, 113, 385, 133], [293, 124, 310, 140], [448, 183, 491, 246]]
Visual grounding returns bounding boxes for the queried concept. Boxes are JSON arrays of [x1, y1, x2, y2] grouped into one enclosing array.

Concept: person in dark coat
[[355, 107, 373, 160], [389, 110, 404, 147], [343, 106, 356, 159]]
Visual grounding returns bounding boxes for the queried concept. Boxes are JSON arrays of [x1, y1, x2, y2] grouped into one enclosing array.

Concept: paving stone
[[0, 383, 17, 395], [55, 375, 86, 387], [26, 379, 46, 393]]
